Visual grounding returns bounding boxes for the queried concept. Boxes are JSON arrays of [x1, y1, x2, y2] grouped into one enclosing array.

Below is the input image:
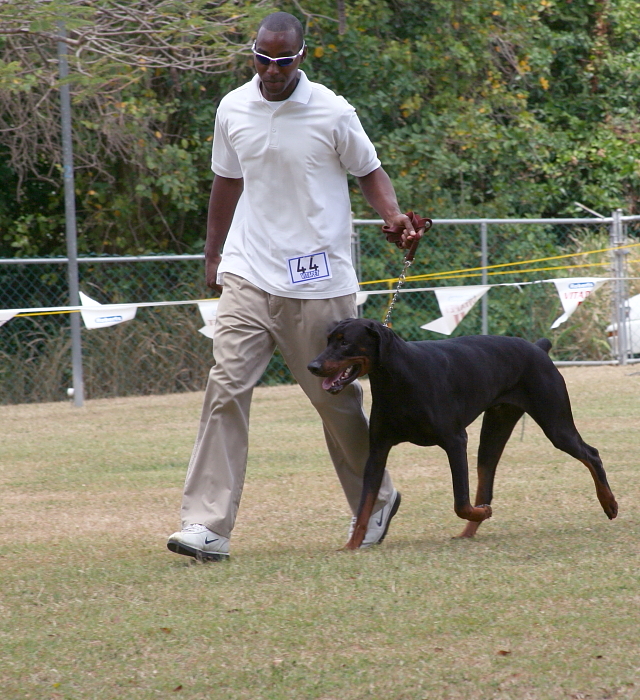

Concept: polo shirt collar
[[247, 70, 312, 105]]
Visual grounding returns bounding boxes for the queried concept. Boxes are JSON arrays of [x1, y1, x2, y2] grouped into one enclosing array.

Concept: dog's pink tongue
[[322, 371, 342, 391]]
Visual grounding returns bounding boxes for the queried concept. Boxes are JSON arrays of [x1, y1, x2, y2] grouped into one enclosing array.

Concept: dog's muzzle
[[307, 359, 361, 394], [307, 360, 324, 376]]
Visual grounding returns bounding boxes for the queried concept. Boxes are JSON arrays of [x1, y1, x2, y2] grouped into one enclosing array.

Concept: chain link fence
[[356, 216, 640, 359], [1, 216, 639, 405]]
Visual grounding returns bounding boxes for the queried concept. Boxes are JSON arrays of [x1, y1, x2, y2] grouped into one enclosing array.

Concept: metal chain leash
[[381, 211, 432, 328], [383, 257, 413, 327]]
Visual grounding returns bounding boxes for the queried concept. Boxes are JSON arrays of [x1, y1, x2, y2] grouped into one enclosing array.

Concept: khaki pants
[[180, 273, 394, 538]]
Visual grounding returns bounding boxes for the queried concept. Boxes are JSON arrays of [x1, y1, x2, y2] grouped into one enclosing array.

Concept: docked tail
[[535, 338, 552, 354]]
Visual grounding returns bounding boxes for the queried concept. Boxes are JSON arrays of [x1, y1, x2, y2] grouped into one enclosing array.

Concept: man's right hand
[[205, 254, 223, 293]]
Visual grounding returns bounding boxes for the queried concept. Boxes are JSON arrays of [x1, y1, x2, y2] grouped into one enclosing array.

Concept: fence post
[[610, 208, 628, 365], [57, 23, 84, 406], [481, 221, 488, 335]]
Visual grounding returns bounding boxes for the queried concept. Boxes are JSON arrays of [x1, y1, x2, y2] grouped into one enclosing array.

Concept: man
[[167, 12, 422, 560]]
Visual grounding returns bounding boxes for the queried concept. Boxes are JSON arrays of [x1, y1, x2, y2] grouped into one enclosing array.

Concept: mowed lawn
[[1, 366, 639, 700]]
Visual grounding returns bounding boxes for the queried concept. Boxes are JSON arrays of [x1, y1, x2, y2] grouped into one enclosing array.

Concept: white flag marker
[[356, 292, 369, 307], [79, 291, 138, 329], [421, 285, 491, 335], [550, 278, 607, 329], [197, 300, 220, 339], [0, 310, 17, 327]]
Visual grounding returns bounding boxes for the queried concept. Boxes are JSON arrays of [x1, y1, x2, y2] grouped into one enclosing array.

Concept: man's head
[[253, 12, 306, 101]]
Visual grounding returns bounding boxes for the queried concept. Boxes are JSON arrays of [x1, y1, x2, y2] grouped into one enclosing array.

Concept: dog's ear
[[363, 319, 380, 337], [362, 319, 395, 360], [362, 318, 390, 334]]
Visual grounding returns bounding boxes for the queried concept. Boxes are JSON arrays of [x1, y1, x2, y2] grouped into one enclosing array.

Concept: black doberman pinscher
[[308, 318, 618, 549]]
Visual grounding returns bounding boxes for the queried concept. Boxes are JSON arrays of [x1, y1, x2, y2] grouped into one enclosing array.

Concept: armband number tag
[[287, 251, 332, 285]]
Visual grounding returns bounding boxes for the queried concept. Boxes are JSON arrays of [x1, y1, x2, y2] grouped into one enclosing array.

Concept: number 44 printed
[[287, 251, 332, 285]]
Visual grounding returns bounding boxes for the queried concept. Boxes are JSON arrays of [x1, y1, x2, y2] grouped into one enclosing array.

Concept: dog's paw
[[604, 498, 618, 520], [597, 490, 618, 520], [454, 521, 481, 538]]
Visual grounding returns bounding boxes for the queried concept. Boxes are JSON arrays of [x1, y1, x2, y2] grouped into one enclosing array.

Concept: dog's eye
[[341, 339, 350, 347]]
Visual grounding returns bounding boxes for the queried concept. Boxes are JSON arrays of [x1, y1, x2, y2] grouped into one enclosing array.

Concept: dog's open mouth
[[321, 364, 360, 394]]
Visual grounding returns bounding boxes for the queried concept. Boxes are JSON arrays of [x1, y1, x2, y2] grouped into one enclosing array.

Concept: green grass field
[[1, 367, 639, 700]]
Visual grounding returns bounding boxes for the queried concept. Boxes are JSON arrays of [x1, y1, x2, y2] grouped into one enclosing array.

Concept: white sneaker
[[348, 489, 401, 548], [167, 524, 230, 561]]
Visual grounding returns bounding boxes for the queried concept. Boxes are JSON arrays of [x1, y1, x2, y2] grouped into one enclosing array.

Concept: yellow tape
[[17, 309, 79, 318], [360, 240, 640, 287], [417, 261, 609, 283], [5, 255, 628, 320], [14, 297, 220, 319]]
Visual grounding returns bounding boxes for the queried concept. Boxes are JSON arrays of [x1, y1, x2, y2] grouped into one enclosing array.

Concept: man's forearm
[[357, 166, 424, 248], [356, 167, 402, 224], [205, 175, 244, 259]]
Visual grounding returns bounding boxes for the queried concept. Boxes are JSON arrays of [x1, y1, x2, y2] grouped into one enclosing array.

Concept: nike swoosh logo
[[376, 511, 385, 527], [204, 537, 218, 544]]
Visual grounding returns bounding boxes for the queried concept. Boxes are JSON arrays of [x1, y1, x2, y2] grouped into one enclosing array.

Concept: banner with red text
[[550, 278, 607, 329], [420, 285, 491, 335]]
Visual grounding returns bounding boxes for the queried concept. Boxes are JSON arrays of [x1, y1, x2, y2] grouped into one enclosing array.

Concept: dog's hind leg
[[548, 431, 617, 520], [457, 404, 524, 538], [578, 446, 618, 520], [443, 431, 493, 528], [526, 390, 618, 520]]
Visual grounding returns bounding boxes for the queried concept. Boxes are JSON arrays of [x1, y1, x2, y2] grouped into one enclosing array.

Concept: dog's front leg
[[444, 433, 493, 524], [345, 441, 393, 550]]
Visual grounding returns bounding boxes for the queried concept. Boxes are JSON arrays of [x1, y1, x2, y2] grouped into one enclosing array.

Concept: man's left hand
[[385, 212, 423, 250]]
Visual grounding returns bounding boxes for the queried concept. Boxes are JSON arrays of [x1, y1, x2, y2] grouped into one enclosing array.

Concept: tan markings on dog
[[321, 361, 347, 374], [580, 460, 618, 519], [322, 357, 369, 376], [356, 357, 372, 376], [455, 503, 492, 522], [344, 491, 377, 550], [455, 521, 482, 538]]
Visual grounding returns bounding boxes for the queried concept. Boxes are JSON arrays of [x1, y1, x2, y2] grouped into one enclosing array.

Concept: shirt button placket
[[269, 115, 278, 149]]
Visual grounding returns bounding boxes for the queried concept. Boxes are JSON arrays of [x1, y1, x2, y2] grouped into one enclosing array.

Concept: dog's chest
[[370, 396, 441, 447]]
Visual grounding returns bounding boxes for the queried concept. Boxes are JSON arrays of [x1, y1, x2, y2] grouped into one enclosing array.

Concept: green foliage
[[0, 59, 38, 92], [355, 220, 621, 360], [1, 0, 639, 255], [300, 0, 640, 220], [0, 0, 271, 256]]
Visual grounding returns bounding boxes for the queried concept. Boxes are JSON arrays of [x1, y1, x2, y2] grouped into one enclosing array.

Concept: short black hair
[[257, 12, 304, 48]]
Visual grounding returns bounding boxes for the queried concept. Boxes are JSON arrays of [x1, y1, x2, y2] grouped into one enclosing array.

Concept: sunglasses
[[251, 41, 305, 67]]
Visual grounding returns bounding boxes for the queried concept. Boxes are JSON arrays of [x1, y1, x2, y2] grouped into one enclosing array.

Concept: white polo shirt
[[212, 71, 381, 299]]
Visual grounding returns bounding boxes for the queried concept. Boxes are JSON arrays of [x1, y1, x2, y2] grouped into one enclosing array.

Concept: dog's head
[[307, 318, 392, 394]]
